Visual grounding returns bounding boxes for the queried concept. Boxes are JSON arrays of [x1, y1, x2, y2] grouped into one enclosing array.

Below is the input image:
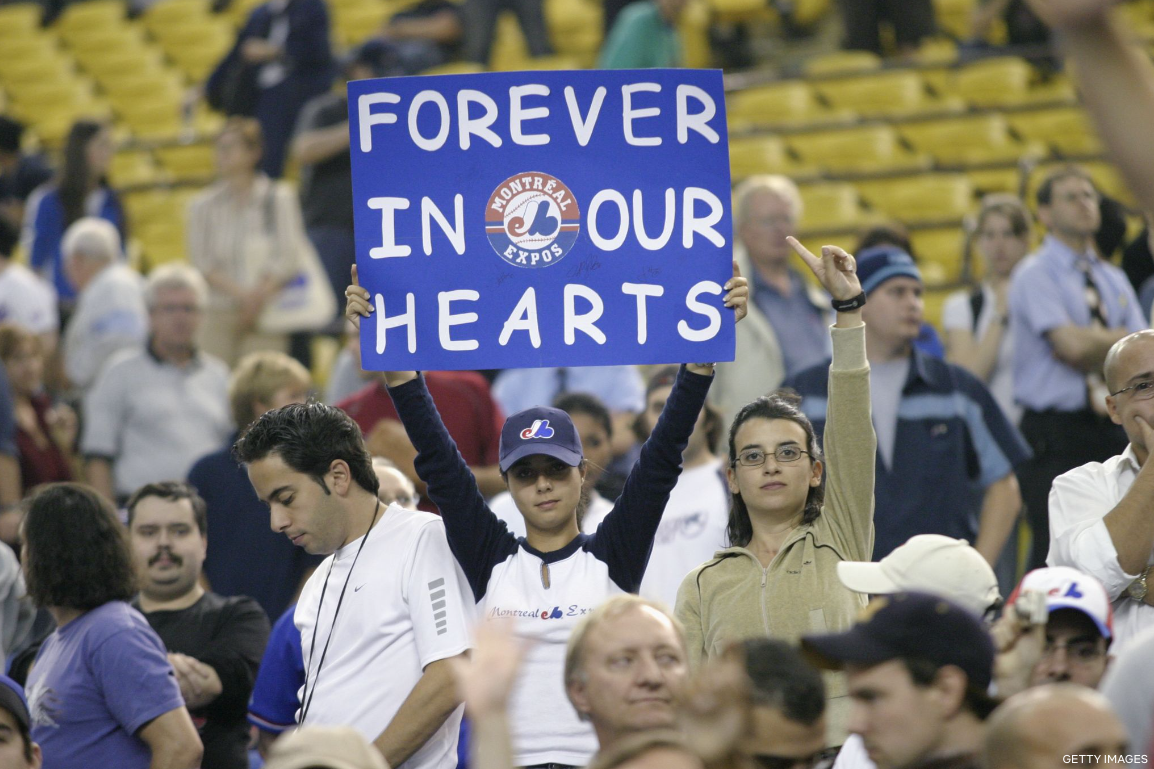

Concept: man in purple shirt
[[21, 483, 202, 769], [1009, 165, 1147, 570]]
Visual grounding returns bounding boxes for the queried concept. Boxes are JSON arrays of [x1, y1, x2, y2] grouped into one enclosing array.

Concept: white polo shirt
[[1049, 445, 1154, 651], [295, 504, 473, 769]]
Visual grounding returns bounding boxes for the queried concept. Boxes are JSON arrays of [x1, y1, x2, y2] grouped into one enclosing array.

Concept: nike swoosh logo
[[354, 584, 366, 592]]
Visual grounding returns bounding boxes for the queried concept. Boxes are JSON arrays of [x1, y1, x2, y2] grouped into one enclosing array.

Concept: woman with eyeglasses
[[676, 237, 876, 749], [346, 263, 747, 769]]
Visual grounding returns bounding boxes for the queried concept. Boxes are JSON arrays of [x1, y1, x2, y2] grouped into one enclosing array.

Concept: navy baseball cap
[[801, 592, 996, 691], [0, 675, 31, 732], [857, 245, 923, 295], [499, 406, 583, 473]]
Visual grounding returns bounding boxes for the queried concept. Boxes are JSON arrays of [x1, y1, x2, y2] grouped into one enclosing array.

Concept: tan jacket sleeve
[[820, 323, 876, 562], [675, 568, 707, 668]]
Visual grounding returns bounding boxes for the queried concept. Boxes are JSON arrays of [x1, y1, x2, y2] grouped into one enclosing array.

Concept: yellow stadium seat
[[788, 125, 931, 174], [1007, 107, 1102, 156], [678, 0, 710, 68], [143, 0, 213, 32], [488, 12, 530, 70], [84, 47, 167, 81], [815, 70, 962, 119], [797, 182, 867, 231], [899, 114, 1034, 166], [953, 57, 1033, 108], [54, 0, 128, 36], [0, 4, 43, 39], [726, 81, 853, 131], [728, 136, 817, 180], [707, 0, 772, 24], [334, 4, 389, 46], [803, 50, 882, 77], [117, 101, 183, 140], [137, 222, 188, 269], [923, 287, 953, 330], [109, 150, 163, 187], [917, 38, 959, 65], [966, 167, 1023, 196], [933, 0, 976, 39], [909, 227, 965, 285], [0, 56, 75, 90], [155, 144, 215, 182], [0, 36, 61, 68], [857, 174, 974, 226]]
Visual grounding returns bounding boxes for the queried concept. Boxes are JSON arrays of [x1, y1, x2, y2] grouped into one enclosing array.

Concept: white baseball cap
[[265, 726, 390, 769], [1009, 566, 1113, 639], [836, 534, 1001, 617]]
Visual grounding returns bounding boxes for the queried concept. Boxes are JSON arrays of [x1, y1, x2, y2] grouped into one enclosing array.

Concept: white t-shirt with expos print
[[295, 503, 474, 769], [584, 459, 729, 609]]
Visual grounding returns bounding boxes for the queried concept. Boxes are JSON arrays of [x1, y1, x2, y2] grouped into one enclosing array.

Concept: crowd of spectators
[[1, 0, 1154, 768]]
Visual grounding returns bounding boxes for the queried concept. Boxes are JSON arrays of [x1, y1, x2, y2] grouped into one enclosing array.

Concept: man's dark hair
[[726, 391, 824, 547], [126, 481, 208, 535], [743, 638, 826, 725], [855, 223, 916, 261], [1036, 165, 1097, 207], [233, 401, 380, 496], [553, 392, 613, 440], [23, 483, 137, 610], [902, 658, 998, 721]]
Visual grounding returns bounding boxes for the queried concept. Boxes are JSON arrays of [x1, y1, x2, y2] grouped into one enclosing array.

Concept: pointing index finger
[[786, 236, 821, 272]]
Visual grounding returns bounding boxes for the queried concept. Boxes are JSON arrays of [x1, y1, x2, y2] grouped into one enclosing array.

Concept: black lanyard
[[299, 499, 381, 724]]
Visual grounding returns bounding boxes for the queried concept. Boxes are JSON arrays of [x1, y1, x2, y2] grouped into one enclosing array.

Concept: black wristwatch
[[831, 292, 867, 312]]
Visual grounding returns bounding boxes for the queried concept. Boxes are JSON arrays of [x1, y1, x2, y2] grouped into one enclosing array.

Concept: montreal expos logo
[[520, 419, 555, 440], [486, 172, 580, 268]]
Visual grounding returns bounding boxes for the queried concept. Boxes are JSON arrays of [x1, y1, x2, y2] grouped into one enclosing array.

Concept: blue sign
[[349, 69, 734, 371]]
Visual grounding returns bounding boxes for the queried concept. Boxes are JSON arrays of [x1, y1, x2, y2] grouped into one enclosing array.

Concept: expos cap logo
[[520, 419, 555, 440], [486, 172, 580, 268]]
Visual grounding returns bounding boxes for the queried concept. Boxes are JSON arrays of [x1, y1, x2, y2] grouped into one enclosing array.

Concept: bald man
[[983, 684, 1129, 769], [1048, 329, 1154, 650]]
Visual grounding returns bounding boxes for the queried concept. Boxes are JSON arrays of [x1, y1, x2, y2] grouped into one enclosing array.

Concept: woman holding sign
[[675, 237, 875, 749], [345, 264, 746, 768]]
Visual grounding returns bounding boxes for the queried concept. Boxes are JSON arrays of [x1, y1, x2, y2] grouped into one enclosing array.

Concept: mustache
[[149, 548, 182, 567]]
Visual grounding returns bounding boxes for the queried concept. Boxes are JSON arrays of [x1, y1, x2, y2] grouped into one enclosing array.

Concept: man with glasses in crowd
[[1049, 329, 1154, 650], [998, 566, 1114, 696]]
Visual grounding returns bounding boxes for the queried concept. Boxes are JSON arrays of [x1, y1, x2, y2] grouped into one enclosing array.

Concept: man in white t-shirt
[[0, 217, 56, 350], [609, 366, 728, 608], [60, 217, 146, 391], [235, 402, 473, 769]]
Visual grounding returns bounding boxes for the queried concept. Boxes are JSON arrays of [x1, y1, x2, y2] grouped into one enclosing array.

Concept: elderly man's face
[[149, 285, 203, 351], [567, 606, 688, 742], [739, 190, 797, 269]]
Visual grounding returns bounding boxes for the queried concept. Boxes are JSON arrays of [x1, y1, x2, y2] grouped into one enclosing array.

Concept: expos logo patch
[[486, 172, 580, 268], [520, 419, 555, 439]]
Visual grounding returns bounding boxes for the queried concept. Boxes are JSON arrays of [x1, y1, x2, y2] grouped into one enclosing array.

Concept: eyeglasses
[[732, 446, 811, 468], [1041, 639, 1106, 662], [750, 748, 838, 769], [1109, 380, 1154, 400]]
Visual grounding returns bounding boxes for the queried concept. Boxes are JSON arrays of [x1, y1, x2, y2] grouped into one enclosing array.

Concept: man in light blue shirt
[[1009, 165, 1146, 570]]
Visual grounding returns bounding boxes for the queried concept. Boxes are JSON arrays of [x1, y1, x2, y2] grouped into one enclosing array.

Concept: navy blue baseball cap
[[857, 245, 923, 295], [0, 674, 30, 732], [499, 406, 583, 473], [801, 591, 996, 691]]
